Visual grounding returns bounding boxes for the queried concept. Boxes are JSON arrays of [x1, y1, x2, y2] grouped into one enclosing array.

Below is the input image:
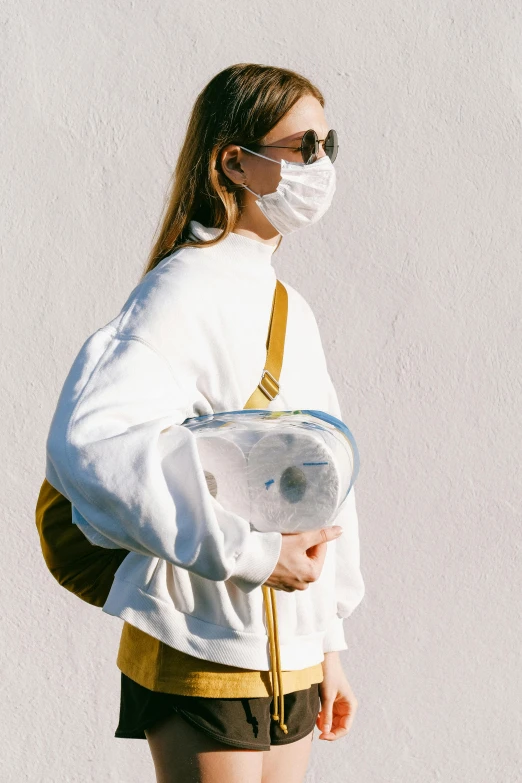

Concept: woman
[[45, 63, 365, 783]]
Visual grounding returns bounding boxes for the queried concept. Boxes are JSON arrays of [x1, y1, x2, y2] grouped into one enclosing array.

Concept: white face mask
[[239, 146, 337, 235]]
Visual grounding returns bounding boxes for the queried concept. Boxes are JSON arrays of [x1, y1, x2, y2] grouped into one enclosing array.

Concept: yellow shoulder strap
[[243, 278, 290, 733], [243, 279, 288, 410]]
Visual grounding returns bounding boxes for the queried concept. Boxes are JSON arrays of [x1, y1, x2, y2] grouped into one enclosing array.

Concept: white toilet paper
[[195, 435, 251, 520], [246, 427, 351, 533]]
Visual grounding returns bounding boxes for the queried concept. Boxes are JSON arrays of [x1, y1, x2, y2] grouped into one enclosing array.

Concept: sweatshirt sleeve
[[322, 370, 366, 652], [45, 331, 282, 595]]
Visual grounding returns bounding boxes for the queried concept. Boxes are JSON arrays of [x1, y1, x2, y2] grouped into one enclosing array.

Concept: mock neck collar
[[187, 220, 278, 264]]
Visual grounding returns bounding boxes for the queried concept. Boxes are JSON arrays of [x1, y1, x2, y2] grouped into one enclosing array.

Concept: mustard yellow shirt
[[117, 621, 324, 698]]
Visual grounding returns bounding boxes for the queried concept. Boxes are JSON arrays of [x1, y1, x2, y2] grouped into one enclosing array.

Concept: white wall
[[2, 1, 520, 780]]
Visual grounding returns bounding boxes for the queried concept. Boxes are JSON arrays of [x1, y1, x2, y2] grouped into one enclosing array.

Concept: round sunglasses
[[254, 128, 338, 165]]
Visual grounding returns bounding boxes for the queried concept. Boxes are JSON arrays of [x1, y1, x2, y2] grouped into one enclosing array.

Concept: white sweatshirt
[[45, 220, 365, 671]]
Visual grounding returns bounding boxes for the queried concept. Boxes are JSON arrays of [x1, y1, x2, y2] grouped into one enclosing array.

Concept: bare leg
[[261, 729, 315, 783], [145, 710, 264, 783]]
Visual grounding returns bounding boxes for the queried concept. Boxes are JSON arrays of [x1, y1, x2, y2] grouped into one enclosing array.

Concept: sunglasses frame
[[254, 128, 338, 165]]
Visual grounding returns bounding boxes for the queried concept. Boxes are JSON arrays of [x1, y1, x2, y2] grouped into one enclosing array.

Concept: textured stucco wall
[[2, 1, 521, 781]]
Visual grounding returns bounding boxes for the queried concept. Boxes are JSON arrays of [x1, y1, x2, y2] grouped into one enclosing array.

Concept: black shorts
[[114, 672, 321, 751]]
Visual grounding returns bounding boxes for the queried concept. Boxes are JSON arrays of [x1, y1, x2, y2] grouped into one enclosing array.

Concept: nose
[[308, 145, 327, 164]]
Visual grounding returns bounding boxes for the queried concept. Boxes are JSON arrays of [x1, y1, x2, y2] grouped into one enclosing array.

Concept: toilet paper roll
[[195, 435, 251, 520], [247, 428, 350, 533]]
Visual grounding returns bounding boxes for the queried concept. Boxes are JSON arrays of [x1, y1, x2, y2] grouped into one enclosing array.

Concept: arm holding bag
[[45, 333, 281, 592], [35, 280, 287, 607]]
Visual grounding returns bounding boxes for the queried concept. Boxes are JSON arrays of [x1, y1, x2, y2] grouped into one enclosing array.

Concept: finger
[[317, 702, 334, 738], [329, 701, 356, 739], [329, 725, 349, 740], [306, 525, 343, 550], [344, 704, 356, 733], [318, 715, 347, 741]]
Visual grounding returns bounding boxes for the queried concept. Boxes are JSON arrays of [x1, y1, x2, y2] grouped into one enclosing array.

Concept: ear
[[219, 144, 246, 187]]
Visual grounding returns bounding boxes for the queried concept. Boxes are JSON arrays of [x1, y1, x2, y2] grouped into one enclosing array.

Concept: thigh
[[145, 710, 264, 783], [262, 684, 319, 783], [262, 729, 315, 783]]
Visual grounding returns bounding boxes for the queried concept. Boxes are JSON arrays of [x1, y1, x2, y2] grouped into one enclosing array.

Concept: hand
[[263, 525, 343, 592], [316, 651, 359, 741]]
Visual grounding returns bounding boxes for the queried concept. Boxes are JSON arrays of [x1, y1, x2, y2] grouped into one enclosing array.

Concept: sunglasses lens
[[301, 129, 318, 164], [324, 129, 338, 163]]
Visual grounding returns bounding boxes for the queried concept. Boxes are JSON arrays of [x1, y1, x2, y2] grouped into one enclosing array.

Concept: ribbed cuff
[[322, 615, 348, 652], [228, 531, 283, 594]]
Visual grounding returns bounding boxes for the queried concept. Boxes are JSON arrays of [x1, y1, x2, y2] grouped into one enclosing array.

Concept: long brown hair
[[140, 63, 325, 280]]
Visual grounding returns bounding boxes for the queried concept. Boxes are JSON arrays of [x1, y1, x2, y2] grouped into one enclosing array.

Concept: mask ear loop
[[239, 146, 283, 199], [242, 183, 261, 198], [239, 145, 282, 165]]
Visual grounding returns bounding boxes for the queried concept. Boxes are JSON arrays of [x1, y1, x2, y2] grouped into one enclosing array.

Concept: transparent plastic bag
[[183, 409, 360, 533]]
